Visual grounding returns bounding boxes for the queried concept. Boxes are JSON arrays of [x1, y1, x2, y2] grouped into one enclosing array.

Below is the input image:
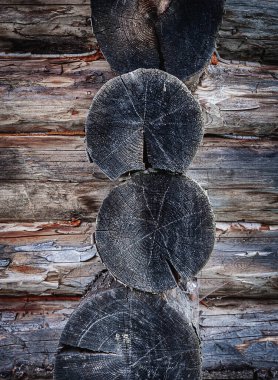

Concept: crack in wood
[[59, 344, 119, 356]]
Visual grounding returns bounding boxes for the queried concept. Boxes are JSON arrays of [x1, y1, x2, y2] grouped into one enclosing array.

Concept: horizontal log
[[200, 299, 278, 371], [218, 0, 278, 64], [0, 136, 277, 223], [0, 58, 277, 136], [0, 4, 95, 54], [0, 221, 277, 298], [0, 0, 277, 64], [0, 297, 277, 378]]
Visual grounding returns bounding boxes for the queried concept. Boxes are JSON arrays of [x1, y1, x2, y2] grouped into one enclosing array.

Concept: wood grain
[[96, 172, 215, 292], [0, 297, 277, 379], [0, 136, 276, 223], [218, 0, 278, 64], [0, 58, 276, 136], [0, 222, 277, 298], [55, 283, 201, 379], [0, 0, 277, 64], [90, 0, 224, 82], [86, 68, 203, 179], [0, 4, 96, 54]]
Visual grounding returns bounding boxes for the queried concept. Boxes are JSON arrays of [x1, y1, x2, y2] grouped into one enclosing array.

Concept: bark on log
[[0, 222, 277, 298], [0, 59, 276, 136], [0, 136, 277, 223], [86, 68, 203, 179], [96, 172, 214, 292], [90, 0, 224, 82], [54, 274, 201, 379], [0, 297, 277, 379], [0, 1, 276, 64]]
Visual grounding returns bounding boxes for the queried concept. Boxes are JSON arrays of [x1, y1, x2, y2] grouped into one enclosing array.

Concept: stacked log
[[0, 0, 277, 379], [54, 2, 225, 376]]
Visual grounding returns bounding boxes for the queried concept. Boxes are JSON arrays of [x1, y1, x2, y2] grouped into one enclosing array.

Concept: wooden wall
[[0, 1, 277, 379]]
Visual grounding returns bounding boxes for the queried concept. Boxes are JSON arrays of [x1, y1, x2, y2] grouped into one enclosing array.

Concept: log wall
[[0, 0, 277, 63], [0, 1, 277, 379]]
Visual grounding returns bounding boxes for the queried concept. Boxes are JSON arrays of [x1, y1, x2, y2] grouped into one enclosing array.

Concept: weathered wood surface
[[0, 136, 276, 223], [0, 222, 277, 298], [55, 278, 201, 379], [218, 0, 278, 64], [0, 1, 277, 64], [96, 173, 214, 292], [0, 3, 96, 55], [86, 68, 203, 179], [91, 0, 224, 82], [0, 59, 277, 136], [0, 297, 277, 379]]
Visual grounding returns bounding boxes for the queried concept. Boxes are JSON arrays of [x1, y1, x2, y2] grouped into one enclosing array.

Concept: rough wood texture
[[201, 299, 278, 372], [0, 297, 277, 379], [96, 172, 214, 292], [86, 68, 203, 179], [0, 222, 277, 298], [0, 1, 276, 64], [0, 59, 276, 136], [0, 3, 96, 55], [55, 281, 201, 379], [0, 136, 277, 224], [218, 0, 278, 64], [91, 0, 224, 82]]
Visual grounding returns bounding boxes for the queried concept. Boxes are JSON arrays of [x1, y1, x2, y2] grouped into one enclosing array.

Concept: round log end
[[91, 0, 224, 81], [86, 68, 203, 180], [96, 172, 215, 293], [54, 287, 201, 379]]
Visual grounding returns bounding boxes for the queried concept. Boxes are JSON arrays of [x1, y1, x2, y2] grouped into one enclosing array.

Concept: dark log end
[[91, 0, 224, 81], [86, 68, 203, 180], [54, 287, 201, 380], [96, 172, 215, 293]]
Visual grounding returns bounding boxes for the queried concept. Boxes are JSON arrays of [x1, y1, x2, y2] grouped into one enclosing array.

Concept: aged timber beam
[[0, 136, 276, 223], [90, 0, 224, 86], [0, 0, 277, 64], [86, 68, 204, 179], [0, 222, 277, 298], [0, 59, 276, 136]]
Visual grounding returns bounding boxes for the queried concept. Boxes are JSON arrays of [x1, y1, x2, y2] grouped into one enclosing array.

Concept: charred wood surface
[[96, 172, 214, 292], [86, 68, 203, 179], [0, 1, 277, 64], [0, 59, 276, 136]]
